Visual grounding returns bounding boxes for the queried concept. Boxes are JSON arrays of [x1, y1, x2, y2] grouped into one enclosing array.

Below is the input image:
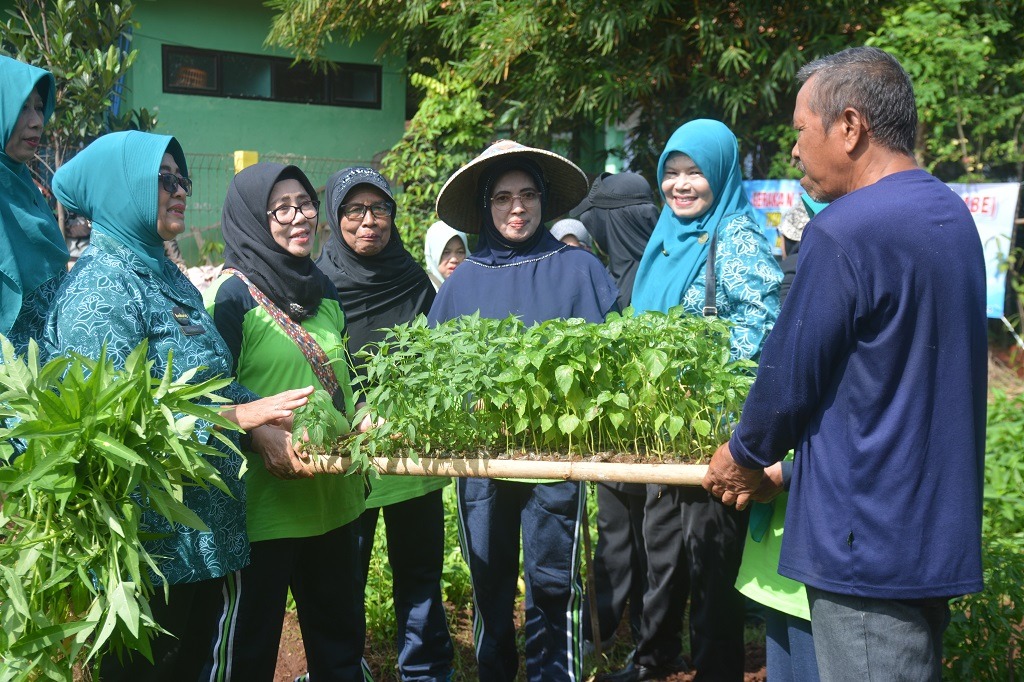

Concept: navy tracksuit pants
[[457, 477, 585, 682], [203, 521, 368, 682], [358, 489, 453, 682]]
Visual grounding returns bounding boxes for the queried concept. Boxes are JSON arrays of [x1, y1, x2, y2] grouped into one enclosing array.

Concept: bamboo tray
[[306, 455, 708, 485]]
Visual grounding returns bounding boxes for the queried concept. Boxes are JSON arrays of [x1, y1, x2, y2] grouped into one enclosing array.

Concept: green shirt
[[206, 273, 365, 542], [735, 456, 809, 620]]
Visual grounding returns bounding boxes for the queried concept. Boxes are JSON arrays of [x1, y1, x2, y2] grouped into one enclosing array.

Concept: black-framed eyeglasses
[[339, 201, 394, 221], [267, 200, 320, 224], [158, 173, 192, 197], [490, 190, 540, 211]]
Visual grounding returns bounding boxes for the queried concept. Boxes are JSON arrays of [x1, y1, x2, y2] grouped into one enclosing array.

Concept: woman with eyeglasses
[[44, 132, 313, 681], [428, 141, 618, 682], [315, 167, 453, 682], [0, 56, 68, 359], [199, 162, 369, 681]]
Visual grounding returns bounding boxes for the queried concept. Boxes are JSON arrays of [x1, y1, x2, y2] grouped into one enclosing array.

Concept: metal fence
[[29, 145, 374, 267], [178, 152, 368, 266]]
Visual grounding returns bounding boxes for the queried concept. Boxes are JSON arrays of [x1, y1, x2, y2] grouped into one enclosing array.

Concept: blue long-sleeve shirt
[[729, 169, 987, 600]]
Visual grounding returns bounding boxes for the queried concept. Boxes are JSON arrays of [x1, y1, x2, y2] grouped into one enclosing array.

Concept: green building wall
[[114, 0, 406, 261], [126, 0, 405, 162]]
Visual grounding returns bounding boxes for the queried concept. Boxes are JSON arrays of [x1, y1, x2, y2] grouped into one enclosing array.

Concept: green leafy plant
[[0, 339, 240, 680], [944, 537, 1024, 680], [378, 60, 493, 263], [341, 308, 753, 464], [198, 239, 225, 267], [292, 388, 345, 450], [981, 389, 1024, 539], [942, 389, 1024, 680]]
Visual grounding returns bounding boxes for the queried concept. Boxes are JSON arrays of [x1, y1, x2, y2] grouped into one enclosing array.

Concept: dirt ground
[[274, 606, 767, 682]]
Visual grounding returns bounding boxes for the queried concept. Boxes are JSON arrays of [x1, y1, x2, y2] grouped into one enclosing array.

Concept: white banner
[[741, 180, 1021, 318], [946, 182, 1021, 318]]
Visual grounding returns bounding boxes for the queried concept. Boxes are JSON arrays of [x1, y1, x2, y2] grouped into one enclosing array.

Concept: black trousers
[[584, 482, 647, 645], [358, 489, 454, 682], [100, 577, 225, 682], [634, 485, 749, 681], [202, 521, 366, 681]]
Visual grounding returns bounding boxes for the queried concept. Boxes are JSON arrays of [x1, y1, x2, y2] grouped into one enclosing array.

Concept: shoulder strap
[[223, 268, 342, 400], [703, 226, 720, 318]]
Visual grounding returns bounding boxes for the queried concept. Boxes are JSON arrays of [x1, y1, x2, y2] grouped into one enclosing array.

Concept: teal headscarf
[[52, 131, 187, 287], [801, 192, 829, 218], [0, 55, 69, 334], [631, 119, 758, 313]]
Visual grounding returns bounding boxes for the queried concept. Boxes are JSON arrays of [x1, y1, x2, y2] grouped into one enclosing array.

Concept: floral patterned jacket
[[680, 214, 782, 361], [44, 232, 256, 584]]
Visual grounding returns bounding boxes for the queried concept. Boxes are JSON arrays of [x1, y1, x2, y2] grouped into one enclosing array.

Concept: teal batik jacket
[[679, 214, 781, 361], [45, 232, 256, 584]]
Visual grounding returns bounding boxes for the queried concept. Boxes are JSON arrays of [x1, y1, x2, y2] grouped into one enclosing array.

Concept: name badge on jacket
[[171, 306, 206, 336]]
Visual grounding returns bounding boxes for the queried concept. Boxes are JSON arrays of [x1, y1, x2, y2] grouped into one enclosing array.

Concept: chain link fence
[[178, 152, 369, 266], [30, 146, 381, 268]]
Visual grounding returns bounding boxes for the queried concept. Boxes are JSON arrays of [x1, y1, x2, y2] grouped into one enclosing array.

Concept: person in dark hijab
[[570, 171, 658, 311], [203, 163, 368, 681], [429, 140, 618, 682], [316, 166, 453, 682], [568, 171, 659, 656]]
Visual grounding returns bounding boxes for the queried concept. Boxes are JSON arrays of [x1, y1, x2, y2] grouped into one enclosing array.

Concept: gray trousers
[[807, 586, 951, 682]]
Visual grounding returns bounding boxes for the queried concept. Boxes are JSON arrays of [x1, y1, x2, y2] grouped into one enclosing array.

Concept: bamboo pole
[[305, 456, 709, 485]]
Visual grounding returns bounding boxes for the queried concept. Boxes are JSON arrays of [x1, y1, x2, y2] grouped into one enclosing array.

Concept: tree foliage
[[2, 0, 155, 228], [867, 0, 1024, 180], [266, 0, 883, 179], [379, 60, 492, 257], [267, 0, 1024, 184]]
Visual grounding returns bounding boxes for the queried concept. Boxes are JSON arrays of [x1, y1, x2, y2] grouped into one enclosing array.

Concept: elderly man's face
[[792, 77, 847, 203]]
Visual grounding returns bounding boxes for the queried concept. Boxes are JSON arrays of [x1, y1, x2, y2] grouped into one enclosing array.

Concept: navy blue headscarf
[[428, 158, 618, 326]]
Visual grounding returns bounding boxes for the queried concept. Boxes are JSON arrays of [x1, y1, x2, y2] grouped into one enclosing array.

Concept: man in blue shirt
[[703, 46, 987, 682]]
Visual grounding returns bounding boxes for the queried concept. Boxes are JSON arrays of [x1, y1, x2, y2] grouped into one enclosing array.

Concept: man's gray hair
[[797, 46, 917, 156]]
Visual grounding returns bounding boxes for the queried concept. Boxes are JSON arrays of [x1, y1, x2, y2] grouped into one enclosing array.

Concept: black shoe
[[597, 657, 689, 682]]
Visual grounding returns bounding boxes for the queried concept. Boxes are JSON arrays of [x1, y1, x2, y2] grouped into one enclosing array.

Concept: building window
[[162, 45, 382, 109]]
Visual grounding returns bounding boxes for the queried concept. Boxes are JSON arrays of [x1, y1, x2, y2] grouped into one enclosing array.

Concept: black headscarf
[[315, 167, 435, 353], [570, 172, 658, 309], [222, 163, 330, 321], [474, 158, 551, 261]]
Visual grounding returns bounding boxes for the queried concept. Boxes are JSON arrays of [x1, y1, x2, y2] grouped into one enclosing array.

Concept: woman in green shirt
[[204, 162, 368, 681]]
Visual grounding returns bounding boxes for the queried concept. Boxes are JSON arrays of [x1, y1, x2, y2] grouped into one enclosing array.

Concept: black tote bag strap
[[703, 226, 720, 318]]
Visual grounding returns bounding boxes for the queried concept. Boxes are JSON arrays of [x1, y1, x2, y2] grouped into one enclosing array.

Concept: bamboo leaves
[[0, 339, 243, 678]]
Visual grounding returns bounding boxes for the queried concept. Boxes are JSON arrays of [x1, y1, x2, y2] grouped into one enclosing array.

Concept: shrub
[[0, 340, 239, 680], [942, 389, 1024, 680]]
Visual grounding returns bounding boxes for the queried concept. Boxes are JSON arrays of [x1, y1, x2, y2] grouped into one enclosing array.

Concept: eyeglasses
[[339, 202, 394, 221], [158, 173, 192, 197], [490, 190, 540, 211], [267, 200, 320, 224]]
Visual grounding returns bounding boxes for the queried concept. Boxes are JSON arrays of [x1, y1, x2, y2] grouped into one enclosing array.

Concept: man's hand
[[702, 441, 764, 510], [251, 425, 314, 480], [751, 462, 785, 503]]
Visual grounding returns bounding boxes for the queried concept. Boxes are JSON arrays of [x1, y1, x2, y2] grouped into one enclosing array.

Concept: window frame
[[161, 44, 382, 110]]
